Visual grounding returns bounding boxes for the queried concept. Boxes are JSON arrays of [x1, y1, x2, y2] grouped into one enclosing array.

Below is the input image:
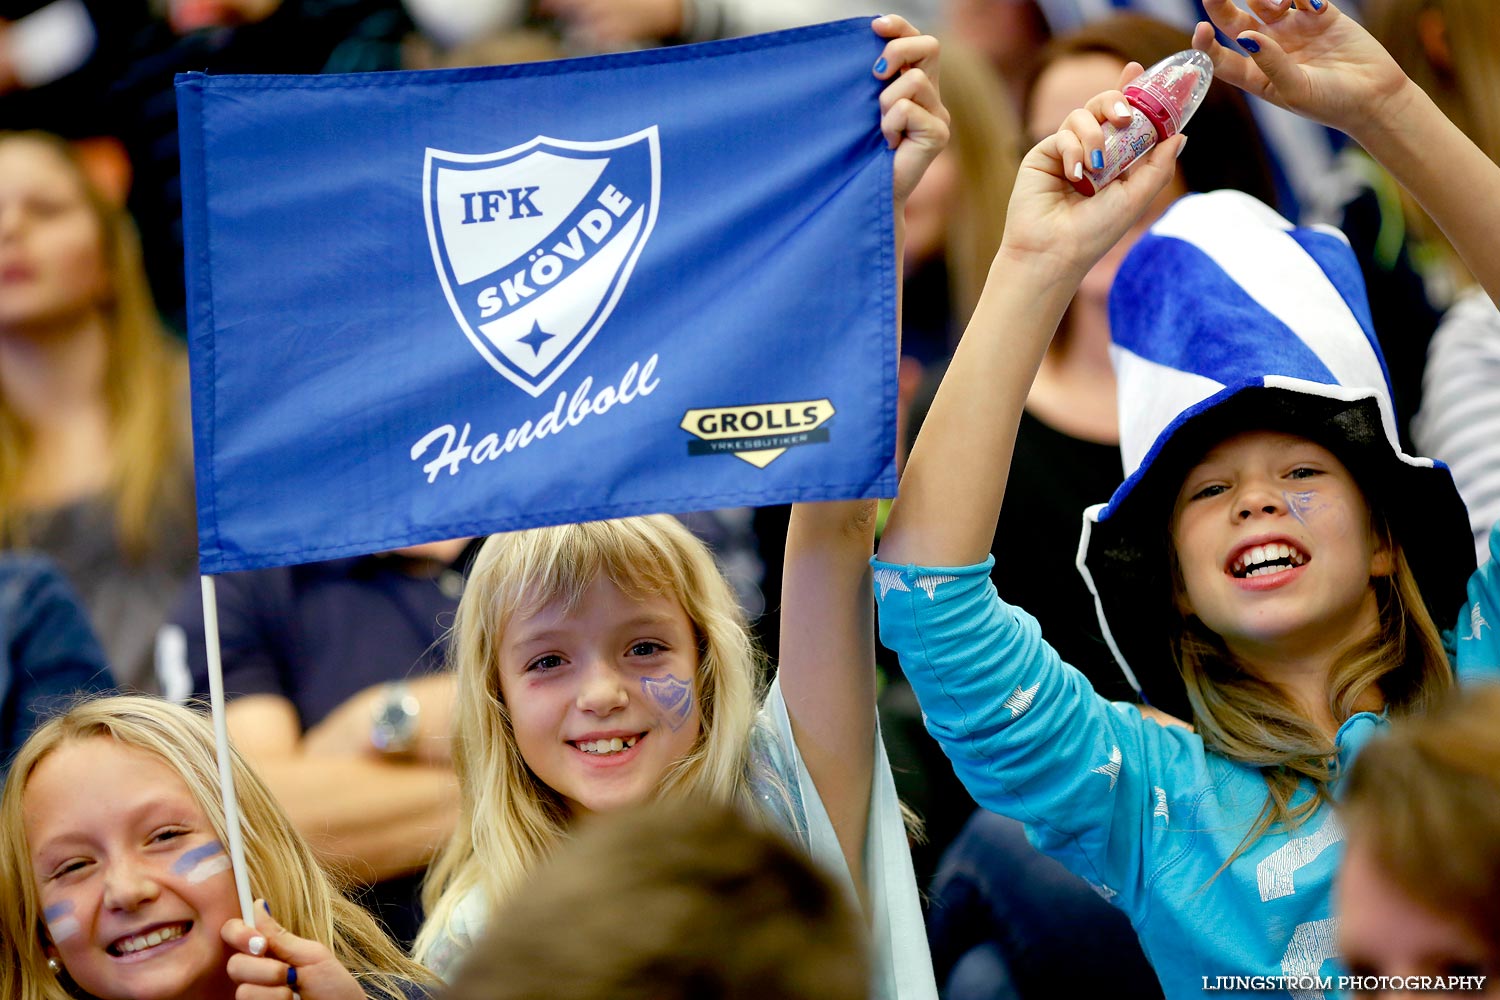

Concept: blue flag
[[177, 18, 897, 574]]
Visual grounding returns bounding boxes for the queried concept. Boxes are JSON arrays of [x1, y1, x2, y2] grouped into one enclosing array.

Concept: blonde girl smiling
[[413, 25, 951, 999], [0, 696, 435, 1000], [874, 1, 1500, 996]]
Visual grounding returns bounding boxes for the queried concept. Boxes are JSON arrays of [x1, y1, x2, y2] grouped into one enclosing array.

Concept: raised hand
[[1195, 0, 1500, 303], [1192, 0, 1410, 138], [999, 66, 1185, 288], [870, 15, 950, 205], [222, 901, 366, 1000]]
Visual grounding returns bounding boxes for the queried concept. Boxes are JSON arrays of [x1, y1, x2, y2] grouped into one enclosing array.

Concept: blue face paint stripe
[[44, 900, 80, 941], [1285, 490, 1318, 525], [171, 840, 225, 874]]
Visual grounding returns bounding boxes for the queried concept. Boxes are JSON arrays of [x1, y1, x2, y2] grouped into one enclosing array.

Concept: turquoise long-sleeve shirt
[[873, 525, 1500, 1000]]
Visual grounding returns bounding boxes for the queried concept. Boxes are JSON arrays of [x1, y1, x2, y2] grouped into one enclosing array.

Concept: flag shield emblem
[[424, 127, 660, 396]]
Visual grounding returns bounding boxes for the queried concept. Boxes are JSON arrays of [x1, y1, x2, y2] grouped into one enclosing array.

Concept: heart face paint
[[640, 674, 694, 732], [170, 841, 230, 885], [44, 900, 79, 943]]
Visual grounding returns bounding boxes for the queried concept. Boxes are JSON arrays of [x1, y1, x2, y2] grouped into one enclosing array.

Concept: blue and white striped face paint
[[171, 841, 230, 884], [44, 901, 79, 943]]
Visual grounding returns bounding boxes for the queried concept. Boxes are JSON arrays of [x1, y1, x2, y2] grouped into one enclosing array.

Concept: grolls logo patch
[[423, 128, 660, 397], [680, 400, 834, 468]]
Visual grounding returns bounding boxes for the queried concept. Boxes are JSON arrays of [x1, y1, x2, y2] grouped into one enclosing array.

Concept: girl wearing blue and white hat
[[875, 3, 1500, 997]]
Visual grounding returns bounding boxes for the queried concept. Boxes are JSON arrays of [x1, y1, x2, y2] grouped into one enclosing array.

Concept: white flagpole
[[201, 574, 257, 926]]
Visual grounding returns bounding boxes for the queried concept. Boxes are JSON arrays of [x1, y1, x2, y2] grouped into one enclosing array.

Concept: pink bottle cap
[[1124, 49, 1214, 142]]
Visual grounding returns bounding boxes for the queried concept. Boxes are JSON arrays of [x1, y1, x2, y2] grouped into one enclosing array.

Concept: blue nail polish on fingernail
[[873, 56, 887, 74], [1090, 149, 1104, 170], [261, 899, 272, 918], [1308, 0, 1323, 9], [1238, 36, 1261, 53]]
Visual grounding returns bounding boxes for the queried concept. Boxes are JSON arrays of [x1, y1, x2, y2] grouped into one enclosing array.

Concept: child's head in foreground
[[1337, 683, 1500, 992], [444, 798, 869, 1000]]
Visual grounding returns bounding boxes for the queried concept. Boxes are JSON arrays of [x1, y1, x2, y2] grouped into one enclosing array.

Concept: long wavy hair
[[414, 515, 770, 964], [0, 696, 435, 1000], [0, 132, 190, 560], [1172, 513, 1452, 867]]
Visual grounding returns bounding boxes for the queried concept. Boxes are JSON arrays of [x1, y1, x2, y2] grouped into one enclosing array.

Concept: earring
[[47, 958, 61, 974]]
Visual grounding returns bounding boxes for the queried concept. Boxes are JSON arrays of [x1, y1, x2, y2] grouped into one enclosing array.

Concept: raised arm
[[776, 16, 946, 895], [878, 73, 1184, 568], [1193, 0, 1500, 303]]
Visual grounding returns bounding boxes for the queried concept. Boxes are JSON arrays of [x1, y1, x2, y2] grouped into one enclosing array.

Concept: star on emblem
[[518, 320, 555, 355]]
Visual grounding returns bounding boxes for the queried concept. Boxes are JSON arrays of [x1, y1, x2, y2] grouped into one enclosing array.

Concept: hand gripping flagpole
[[201, 575, 257, 926]]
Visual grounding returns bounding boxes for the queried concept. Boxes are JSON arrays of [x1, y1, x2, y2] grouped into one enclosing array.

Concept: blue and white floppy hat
[[1078, 190, 1474, 719]]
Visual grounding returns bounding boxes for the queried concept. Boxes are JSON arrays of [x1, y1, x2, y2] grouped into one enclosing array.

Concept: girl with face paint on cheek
[[21, 737, 243, 1000], [0, 696, 438, 1000], [416, 508, 939, 997], [872, 7, 1500, 986], [413, 26, 951, 998]]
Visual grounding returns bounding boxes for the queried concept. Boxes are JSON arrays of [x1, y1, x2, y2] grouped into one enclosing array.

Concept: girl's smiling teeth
[[572, 735, 642, 755], [1230, 543, 1308, 579], [108, 921, 190, 956]]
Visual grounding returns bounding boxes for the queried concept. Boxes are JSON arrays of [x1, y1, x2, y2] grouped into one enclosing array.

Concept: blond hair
[[1341, 684, 1500, 953], [0, 696, 436, 1000], [414, 516, 771, 963], [0, 132, 191, 561], [1174, 530, 1451, 869]]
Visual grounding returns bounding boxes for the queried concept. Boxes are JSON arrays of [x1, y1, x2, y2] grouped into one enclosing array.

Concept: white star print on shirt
[[874, 568, 910, 600], [1091, 745, 1122, 790], [1465, 601, 1490, 640], [1003, 682, 1039, 719], [915, 574, 958, 599]]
